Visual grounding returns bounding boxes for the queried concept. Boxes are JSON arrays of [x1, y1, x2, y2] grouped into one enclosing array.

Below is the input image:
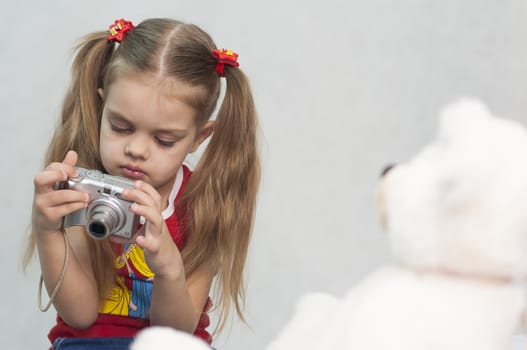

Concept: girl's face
[[99, 74, 211, 208]]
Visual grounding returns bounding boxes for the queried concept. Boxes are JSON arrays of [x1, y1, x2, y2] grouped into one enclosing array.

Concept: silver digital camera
[[57, 167, 139, 240]]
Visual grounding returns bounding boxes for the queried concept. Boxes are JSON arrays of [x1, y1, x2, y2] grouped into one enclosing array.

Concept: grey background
[[3, 0, 527, 349]]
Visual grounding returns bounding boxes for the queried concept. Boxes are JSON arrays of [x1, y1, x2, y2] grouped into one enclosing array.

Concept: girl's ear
[[97, 88, 104, 99], [191, 121, 215, 152]]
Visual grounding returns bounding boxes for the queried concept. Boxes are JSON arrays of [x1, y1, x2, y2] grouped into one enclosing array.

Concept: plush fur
[[268, 98, 527, 350], [129, 326, 211, 350]]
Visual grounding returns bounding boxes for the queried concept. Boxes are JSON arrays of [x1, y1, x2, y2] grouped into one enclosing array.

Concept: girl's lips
[[120, 165, 147, 179]]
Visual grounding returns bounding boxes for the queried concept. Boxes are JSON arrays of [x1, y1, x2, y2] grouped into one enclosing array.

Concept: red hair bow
[[212, 48, 240, 76], [108, 19, 135, 42]]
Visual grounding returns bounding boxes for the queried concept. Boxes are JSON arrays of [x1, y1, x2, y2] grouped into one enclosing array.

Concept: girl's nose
[[125, 136, 149, 160]]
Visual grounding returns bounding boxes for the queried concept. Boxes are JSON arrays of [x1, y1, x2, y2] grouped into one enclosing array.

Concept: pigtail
[[45, 32, 114, 170], [63, 32, 117, 300], [25, 32, 116, 301], [181, 67, 260, 332]]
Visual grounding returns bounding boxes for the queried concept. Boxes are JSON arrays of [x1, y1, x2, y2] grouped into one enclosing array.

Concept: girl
[[25, 18, 260, 349]]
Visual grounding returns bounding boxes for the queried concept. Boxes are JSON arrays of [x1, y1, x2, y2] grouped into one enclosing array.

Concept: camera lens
[[86, 198, 126, 239], [88, 221, 107, 238]]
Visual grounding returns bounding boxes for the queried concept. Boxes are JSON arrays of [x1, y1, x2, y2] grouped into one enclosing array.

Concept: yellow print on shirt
[[100, 244, 154, 318], [99, 275, 130, 316]]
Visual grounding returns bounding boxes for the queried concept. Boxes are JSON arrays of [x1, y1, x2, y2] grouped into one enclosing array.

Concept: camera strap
[[38, 229, 70, 312]]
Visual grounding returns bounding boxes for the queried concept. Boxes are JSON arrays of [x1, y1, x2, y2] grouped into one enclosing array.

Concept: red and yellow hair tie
[[212, 48, 240, 76], [108, 19, 135, 43]]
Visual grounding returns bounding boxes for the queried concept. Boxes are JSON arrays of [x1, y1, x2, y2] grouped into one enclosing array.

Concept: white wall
[[3, 0, 527, 349]]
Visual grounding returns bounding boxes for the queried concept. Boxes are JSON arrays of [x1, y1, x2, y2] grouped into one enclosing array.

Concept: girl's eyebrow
[[154, 125, 191, 138], [155, 129, 187, 137], [106, 109, 130, 122]]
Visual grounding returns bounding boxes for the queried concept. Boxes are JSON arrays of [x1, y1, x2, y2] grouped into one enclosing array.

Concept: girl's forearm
[[149, 272, 200, 333], [36, 229, 99, 329]]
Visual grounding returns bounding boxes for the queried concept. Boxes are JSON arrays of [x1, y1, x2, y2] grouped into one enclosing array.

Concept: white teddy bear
[[268, 98, 527, 350], [127, 99, 527, 350], [129, 326, 212, 350]]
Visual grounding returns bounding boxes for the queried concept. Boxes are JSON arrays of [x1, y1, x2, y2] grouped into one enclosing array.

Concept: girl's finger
[[130, 203, 163, 235], [135, 224, 165, 254], [62, 150, 78, 167], [123, 181, 162, 209], [46, 160, 78, 178], [122, 188, 157, 210], [40, 201, 89, 221], [135, 224, 177, 272], [134, 181, 162, 203], [37, 190, 89, 208], [34, 164, 78, 193], [135, 234, 152, 251], [34, 169, 68, 192]]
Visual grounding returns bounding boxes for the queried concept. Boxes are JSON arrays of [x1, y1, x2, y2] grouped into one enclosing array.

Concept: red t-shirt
[[48, 166, 212, 345]]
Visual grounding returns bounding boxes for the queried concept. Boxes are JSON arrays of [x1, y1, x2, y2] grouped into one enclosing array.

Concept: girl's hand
[[32, 151, 88, 235], [124, 181, 184, 279]]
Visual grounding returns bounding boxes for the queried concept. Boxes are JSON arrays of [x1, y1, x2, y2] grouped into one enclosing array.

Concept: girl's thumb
[[63, 150, 78, 166]]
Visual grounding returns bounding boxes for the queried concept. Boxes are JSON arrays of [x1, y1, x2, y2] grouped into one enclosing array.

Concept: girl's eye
[[111, 124, 133, 133], [155, 137, 176, 147]]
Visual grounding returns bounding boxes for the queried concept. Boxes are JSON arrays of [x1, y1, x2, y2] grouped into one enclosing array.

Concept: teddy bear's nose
[[380, 164, 396, 177]]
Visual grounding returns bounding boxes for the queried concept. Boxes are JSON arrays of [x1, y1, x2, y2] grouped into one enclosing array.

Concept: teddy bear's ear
[[438, 97, 492, 143], [431, 98, 495, 210]]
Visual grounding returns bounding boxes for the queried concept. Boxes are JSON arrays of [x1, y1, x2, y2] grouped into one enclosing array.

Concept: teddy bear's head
[[378, 98, 527, 279], [129, 326, 211, 350]]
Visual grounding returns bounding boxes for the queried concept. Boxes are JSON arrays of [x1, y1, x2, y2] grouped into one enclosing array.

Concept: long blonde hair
[[25, 18, 260, 333]]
